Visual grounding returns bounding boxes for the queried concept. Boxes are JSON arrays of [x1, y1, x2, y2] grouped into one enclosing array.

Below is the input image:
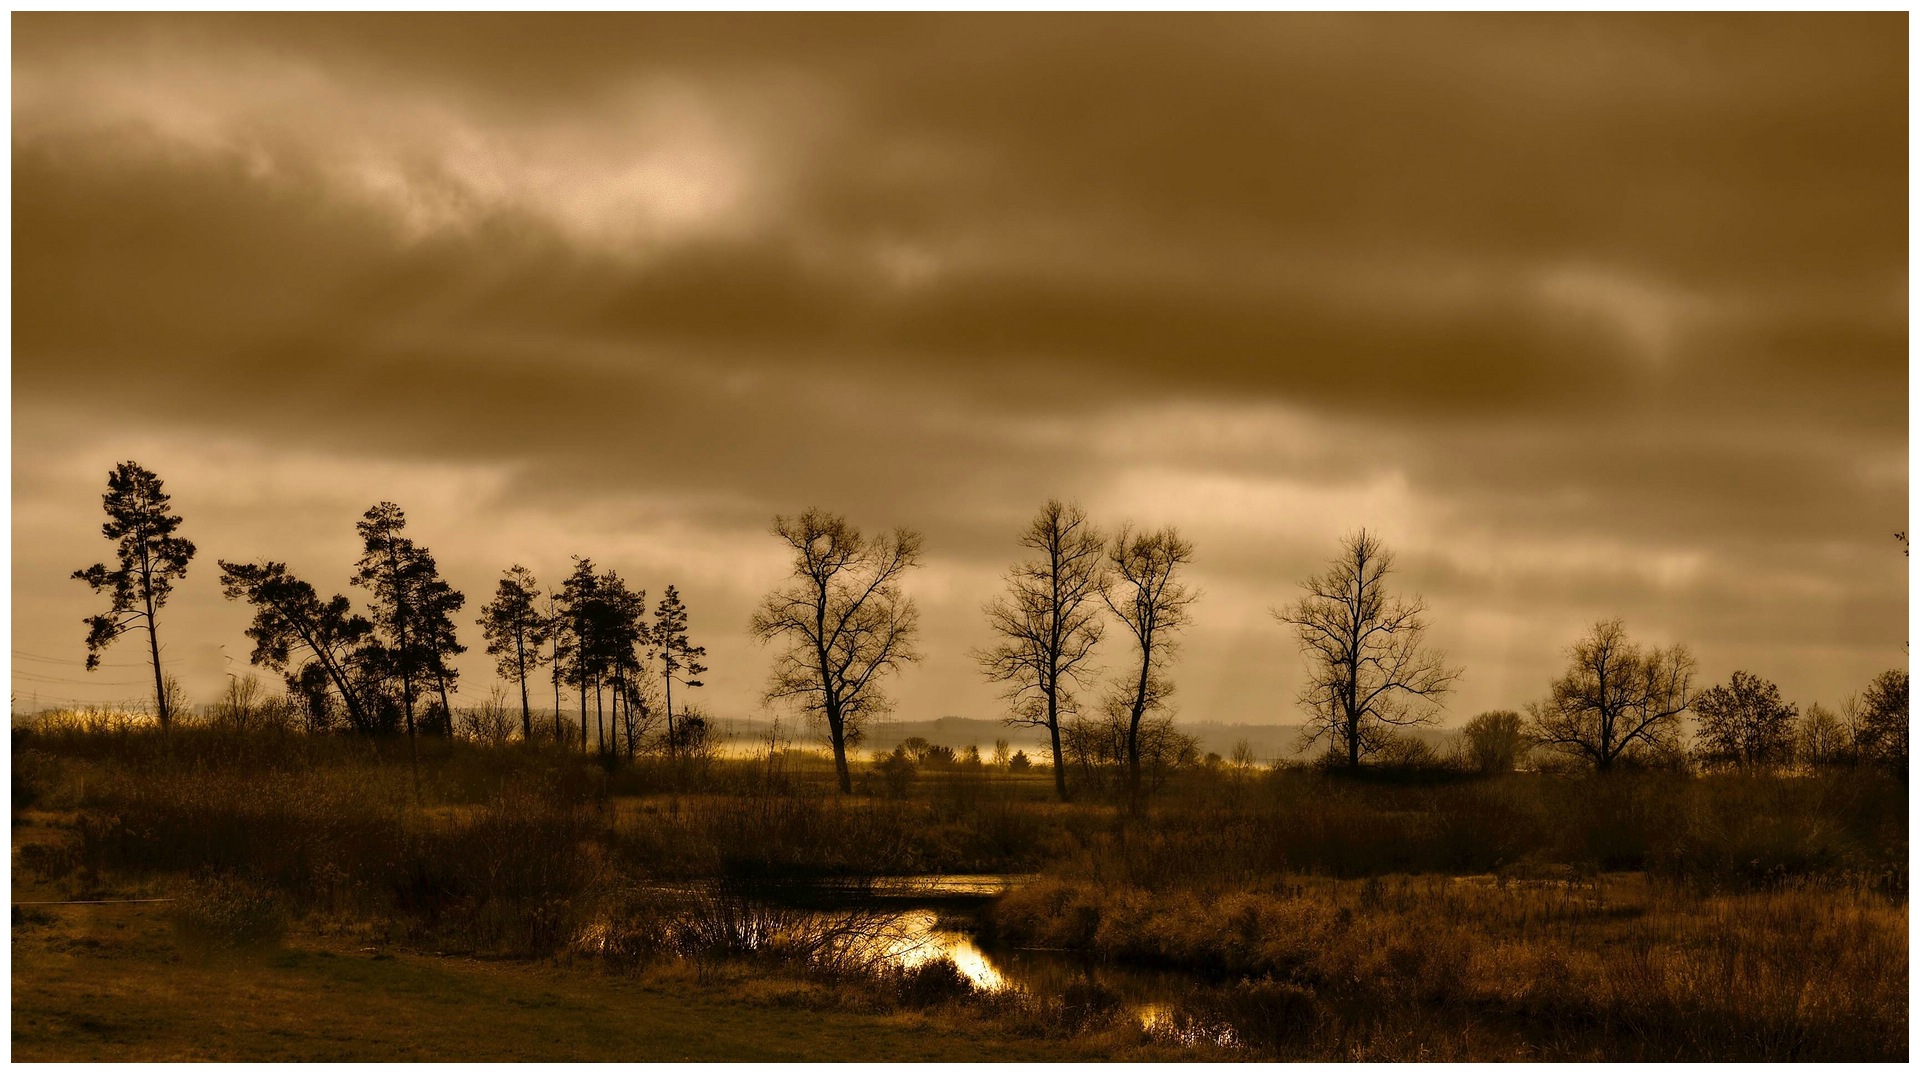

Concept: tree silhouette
[[1527, 618, 1694, 771], [72, 461, 196, 732], [1692, 670, 1798, 768], [353, 503, 465, 760], [479, 565, 552, 741], [557, 557, 603, 753], [542, 589, 567, 745], [653, 584, 707, 762], [1276, 530, 1458, 769], [1855, 668, 1909, 769], [1796, 702, 1850, 768], [977, 500, 1108, 800], [1103, 524, 1197, 807], [217, 560, 375, 733], [1460, 710, 1528, 774], [415, 560, 467, 735], [749, 509, 922, 794], [597, 570, 647, 760]]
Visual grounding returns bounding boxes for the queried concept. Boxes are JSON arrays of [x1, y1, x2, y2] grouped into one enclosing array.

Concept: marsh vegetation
[[12, 713, 1907, 1061]]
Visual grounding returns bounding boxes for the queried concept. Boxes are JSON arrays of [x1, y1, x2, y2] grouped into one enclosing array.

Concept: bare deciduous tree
[[1103, 525, 1197, 807], [1460, 709, 1529, 775], [1527, 618, 1694, 772], [1691, 669, 1798, 769], [975, 500, 1108, 800], [749, 509, 923, 794], [1855, 668, 1909, 768], [1797, 701, 1850, 768], [1276, 530, 1458, 769], [72, 461, 196, 733]]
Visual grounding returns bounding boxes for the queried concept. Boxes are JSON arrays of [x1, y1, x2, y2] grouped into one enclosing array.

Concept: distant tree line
[[68, 463, 1911, 797]]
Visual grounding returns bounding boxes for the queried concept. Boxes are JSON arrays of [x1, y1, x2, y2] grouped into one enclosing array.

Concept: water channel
[[735, 874, 1229, 1042]]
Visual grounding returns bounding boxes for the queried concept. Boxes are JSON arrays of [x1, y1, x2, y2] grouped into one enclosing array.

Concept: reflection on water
[[877, 909, 1009, 991], [702, 874, 1243, 1048], [853, 906, 1194, 1034]]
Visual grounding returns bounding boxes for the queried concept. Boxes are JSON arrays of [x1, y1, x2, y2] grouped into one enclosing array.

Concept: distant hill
[[707, 713, 1458, 765]]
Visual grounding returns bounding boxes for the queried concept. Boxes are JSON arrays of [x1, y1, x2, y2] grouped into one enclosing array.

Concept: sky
[[11, 13, 1908, 736]]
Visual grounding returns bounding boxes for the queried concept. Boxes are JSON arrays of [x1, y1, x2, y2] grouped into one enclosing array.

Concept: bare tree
[[1527, 618, 1694, 772], [1275, 530, 1459, 769], [975, 500, 1107, 800], [72, 461, 196, 733], [1691, 670, 1798, 769], [1103, 525, 1197, 807], [1797, 702, 1850, 768], [748, 509, 923, 794], [1855, 668, 1909, 769], [1460, 710, 1529, 775]]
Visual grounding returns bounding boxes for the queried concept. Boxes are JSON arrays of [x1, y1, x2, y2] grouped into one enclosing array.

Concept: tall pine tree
[[73, 461, 196, 732]]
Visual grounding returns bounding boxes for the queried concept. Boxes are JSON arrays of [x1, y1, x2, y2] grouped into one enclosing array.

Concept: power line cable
[[12, 651, 144, 668], [12, 671, 152, 687]]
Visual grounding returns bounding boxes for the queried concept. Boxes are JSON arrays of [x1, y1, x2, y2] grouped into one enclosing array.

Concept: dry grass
[[988, 872, 1908, 1059], [10, 902, 1116, 1062], [12, 722, 1908, 1060]]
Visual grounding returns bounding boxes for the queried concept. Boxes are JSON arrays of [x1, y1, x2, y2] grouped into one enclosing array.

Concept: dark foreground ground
[[12, 897, 1096, 1062], [11, 727, 1910, 1061]]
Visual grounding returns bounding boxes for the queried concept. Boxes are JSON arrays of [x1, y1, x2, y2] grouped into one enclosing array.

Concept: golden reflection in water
[[878, 910, 1009, 991], [859, 910, 1224, 1045]]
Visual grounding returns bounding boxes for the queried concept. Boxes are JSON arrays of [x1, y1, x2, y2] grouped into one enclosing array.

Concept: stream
[[733, 874, 1230, 1042]]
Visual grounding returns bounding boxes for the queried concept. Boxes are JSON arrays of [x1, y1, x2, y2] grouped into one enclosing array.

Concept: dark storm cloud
[[12, 13, 1906, 724]]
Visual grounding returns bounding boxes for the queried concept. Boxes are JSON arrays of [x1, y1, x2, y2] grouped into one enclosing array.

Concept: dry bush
[[170, 872, 289, 950]]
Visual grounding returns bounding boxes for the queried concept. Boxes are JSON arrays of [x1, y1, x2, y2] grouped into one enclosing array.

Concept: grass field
[[11, 900, 1113, 1062]]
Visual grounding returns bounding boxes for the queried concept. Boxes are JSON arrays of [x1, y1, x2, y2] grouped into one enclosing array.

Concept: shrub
[[891, 956, 978, 1007], [171, 872, 288, 950]]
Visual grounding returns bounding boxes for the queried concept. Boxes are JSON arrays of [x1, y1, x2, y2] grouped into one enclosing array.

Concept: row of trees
[[71, 463, 709, 770], [738, 503, 1204, 802], [1459, 662, 1910, 775], [69, 464, 1909, 801]]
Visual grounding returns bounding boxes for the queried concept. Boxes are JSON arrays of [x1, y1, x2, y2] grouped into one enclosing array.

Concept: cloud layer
[[13, 14, 1906, 736]]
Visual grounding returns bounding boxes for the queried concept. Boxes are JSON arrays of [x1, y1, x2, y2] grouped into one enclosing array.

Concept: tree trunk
[[1126, 643, 1150, 811], [1046, 686, 1066, 800], [142, 586, 168, 735], [663, 653, 677, 763], [516, 632, 531, 742], [609, 672, 621, 760], [827, 705, 852, 794]]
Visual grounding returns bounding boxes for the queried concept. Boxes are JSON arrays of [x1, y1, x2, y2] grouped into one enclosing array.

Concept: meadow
[[11, 712, 1909, 1061]]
